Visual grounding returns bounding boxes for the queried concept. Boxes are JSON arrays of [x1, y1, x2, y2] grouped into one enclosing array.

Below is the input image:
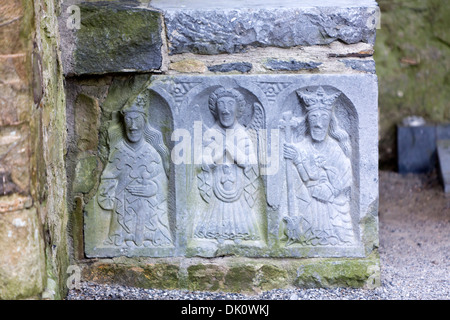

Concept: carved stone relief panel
[[279, 86, 357, 248], [85, 74, 378, 259], [85, 91, 176, 258]]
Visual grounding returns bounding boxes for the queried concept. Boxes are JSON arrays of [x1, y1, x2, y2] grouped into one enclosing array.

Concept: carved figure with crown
[[96, 95, 173, 248], [281, 86, 354, 246]]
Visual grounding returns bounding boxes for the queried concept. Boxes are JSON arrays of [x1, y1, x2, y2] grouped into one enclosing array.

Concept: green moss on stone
[[141, 264, 179, 289], [293, 254, 380, 288], [84, 263, 180, 289], [73, 156, 99, 194], [361, 199, 380, 256], [375, 0, 450, 167], [75, 3, 162, 74], [187, 264, 226, 291], [255, 264, 289, 291], [225, 265, 257, 292]]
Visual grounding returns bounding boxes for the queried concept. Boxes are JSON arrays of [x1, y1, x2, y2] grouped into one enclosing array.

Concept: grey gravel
[[66, 171, 450, 300]]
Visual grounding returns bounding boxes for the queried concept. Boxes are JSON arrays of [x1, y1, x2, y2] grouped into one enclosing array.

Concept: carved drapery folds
[[85, 75, 378, 259]]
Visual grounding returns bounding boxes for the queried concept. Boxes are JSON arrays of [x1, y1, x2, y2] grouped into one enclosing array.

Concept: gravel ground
[[66, 170, 450, 300]]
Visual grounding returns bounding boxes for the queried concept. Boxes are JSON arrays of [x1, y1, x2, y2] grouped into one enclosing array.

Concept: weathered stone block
[[73, 155, 99, 194], [80, 253, 380, 293], [74, 93, 100, 152], [263, 59, 321, 71], [187, 264, 227, 291], [293, 254, 380, 288], [208, 62, 253, 74], [151, 0, 379, 55], [0, 54, 32, 126], [59, 1, 163, 76], [84, 73, 379, 261], [81, 262, 180, 289], [0, 124, 31, 195], [169, 59, 207, 73], [341, 59, 376, 74], [0, 207, 46, 299]]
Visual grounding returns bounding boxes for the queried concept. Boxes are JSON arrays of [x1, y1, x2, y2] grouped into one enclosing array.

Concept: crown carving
[[121, 95, 147, 115], [296, 86, 340, 112]]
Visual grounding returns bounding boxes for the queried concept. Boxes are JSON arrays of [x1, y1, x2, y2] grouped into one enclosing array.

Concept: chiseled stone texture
[[0, 207, 46, 299], [263, 59, 321, 71], [84, 73, 379, 261], [80, 252, 380, 293], [151, 0, 379, 55], [340, 59, 376, 74], [59, 1, 163, 76]]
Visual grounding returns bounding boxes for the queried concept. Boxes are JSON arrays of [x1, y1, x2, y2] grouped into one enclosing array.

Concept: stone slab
[[397, 124, 450, 174], [59, 1, 163, 76], [81, 252, 380, 292], [150, 0, 379, 55], [84, 73, 379, 260], [397, 125, 437, 174], [208, 62, 253, 73], [437, 139, 450, 193], [437, 124, 450, 140]]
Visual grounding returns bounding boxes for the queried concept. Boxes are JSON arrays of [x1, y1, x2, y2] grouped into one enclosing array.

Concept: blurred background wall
[[375, 0, 450, 169]]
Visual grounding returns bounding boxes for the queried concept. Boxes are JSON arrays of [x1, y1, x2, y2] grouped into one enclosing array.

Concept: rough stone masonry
[[59, 0, 380, 293]]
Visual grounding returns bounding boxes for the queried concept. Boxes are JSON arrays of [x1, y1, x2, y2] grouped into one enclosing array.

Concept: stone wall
[[0, 0, 384, 299], [0, 0, 69, 299], [60, 0, 380, 293], [2, 0, 447, 299]]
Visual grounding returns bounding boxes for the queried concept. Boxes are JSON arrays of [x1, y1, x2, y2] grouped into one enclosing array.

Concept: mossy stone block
[[73, 156, 99, 194], [65, 2, 163, 75], [187, 264, 226, 291]]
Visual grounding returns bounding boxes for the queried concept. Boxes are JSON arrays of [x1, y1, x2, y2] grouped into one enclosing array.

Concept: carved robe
[[97, 140, 172, 247], [289, 136, 354, 245], [195, 122, 260, 242]]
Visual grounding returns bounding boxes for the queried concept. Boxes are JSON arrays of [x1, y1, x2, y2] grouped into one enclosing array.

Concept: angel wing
[[245, 102, 265, 152], [243, 102, 265, 208]]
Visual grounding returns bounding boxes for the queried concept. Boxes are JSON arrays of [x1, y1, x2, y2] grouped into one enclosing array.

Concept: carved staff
[[279, 111, 297, 217]]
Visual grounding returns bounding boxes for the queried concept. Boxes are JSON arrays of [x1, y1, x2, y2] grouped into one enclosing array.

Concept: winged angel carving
[[195, 86, 265, 243]]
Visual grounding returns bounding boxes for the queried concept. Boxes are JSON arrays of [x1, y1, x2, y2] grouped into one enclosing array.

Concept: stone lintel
[[151, 0, 379, 55]]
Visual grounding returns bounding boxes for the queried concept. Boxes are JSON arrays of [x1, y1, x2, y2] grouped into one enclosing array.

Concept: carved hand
[[126, 182, 157, 197], [311, 182, 334, 202], [315, 155, 326, 168], [283, 143, 298, 162]]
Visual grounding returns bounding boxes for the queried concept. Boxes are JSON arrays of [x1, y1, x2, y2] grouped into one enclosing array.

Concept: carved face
[[124, 111, 145, 143], [307, 109, 331, 142], [216, 96, 238, 128]]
